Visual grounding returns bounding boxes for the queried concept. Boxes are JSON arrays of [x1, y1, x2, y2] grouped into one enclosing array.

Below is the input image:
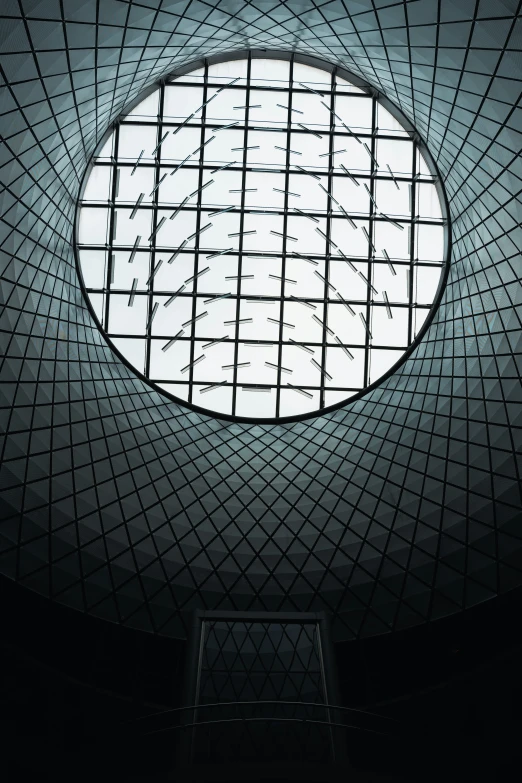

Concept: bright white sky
[[78, 58, 445, 419]]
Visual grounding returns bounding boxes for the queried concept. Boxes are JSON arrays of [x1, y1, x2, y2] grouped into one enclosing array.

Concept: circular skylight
[[77, 54, 447, 420]]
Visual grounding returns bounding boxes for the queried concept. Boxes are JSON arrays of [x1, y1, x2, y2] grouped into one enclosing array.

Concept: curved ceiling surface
[[0, 0, 521, 641]]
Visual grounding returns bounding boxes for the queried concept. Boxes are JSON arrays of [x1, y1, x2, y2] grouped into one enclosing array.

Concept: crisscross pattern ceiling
[[0, 0, 521, 640]]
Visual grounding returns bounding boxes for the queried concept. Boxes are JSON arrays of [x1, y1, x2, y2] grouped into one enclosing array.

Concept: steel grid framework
[[2, 0, 521, 644], [77, 53, 446, 419]]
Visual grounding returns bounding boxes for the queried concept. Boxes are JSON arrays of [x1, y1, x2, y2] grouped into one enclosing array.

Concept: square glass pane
[[328, 258, 366, 301], [332, 174, 370, 215], [284, 257, 325, 298], [199, 210, 241, 252], [281, 343, 321, 386], [193, 382, 233, 414], [331, 218, 370, 259], [237, 343, 280, 384], [372, 260, 410, 304], [334, 95, 373, 132], [206, 86, 247, 124], [283, 300, 323, 342], [83, 165, 112, 202], [373, 220, 410, 260], [369, 348, 403, 384], [238, 299, 277, 340], [108, 292, 148, 335], [118, 125, 157, 161], [413, 307, 430, 338], [325, 346, 365, 388], [327, 301, 367, 345], [150, 338, 191, 380], [163, 85, 204, 122], [111, 338, 146, 373], [251, 58, 290, 86], [249, 89, 289, 128], [377, 104, 409, 137], [244, 171, 285, 210], [80, 250, 107, 289], [111, 250, 150, 291], [240, 257, 282, 296], [376, 138, 413, 176], [154, 208, 196, 249], [204, 169, 244, 207], [125, 91, 159, 122], [79, 55, 447, 420], [288, 172, 328, 212], [375, 179, 411, 218], [235, 386, 276, 417], [414, 265, 443, 305], [162, 127, 202, 162], [324, 389, 355, 407], [88, 293, 105, 327], [208, 60, 248, 80], [117, 165, 155, 204], [151, 294, 194, 337], [416, 183, 442, 219], [200, 254, 239, 295], [158, 167, 199, 204], [79, 207, 110, 245], [157, 382, 190, 400], [246, 131, 288, 166], [290, 215, 328, 256], [192, 339, 235, 381], [194, 296, 237, 339], [242, 213, 284, 252], [334, 138, 371, 174], [416, 224, 444, 262], [154, 253, 196, 294], [370, 305, 409, 347], [293, 62, 331, 91], [290, 92, 330, 129], [113, 207, 151, 247], [203, 127, 245, 164], [280, 387, 321, 416]]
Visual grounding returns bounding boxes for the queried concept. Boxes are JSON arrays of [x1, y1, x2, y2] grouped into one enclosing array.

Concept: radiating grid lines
[[77, 55, 446, 419], [0, 1, 520, 644]]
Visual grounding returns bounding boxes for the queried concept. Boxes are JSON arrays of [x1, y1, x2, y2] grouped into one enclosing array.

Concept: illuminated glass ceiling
[[78, 57, 446, 419], [2, 2, 522, 642]]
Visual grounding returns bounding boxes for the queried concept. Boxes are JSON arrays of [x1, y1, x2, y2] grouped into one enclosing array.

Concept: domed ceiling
[[0, 0, 521, 640]]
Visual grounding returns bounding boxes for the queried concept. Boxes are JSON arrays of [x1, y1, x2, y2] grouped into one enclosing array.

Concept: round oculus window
[[77, 55, 447, 420]]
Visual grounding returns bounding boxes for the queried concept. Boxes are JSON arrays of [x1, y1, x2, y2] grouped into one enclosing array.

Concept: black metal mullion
[[83, 197, 431, 224], [104, 123, 120, 334], [408, 140, 418, 344], [144, 85, 164, 378], [96, 151, 418, 172], [231, 54, 251, 416], [142, 379, 394, 392], [165, 79, 363, 96], [99, 294, 420, 311], [274, 55, 294, 418], [82, 239, 439, 264], [363, 96, 377, 389], [187, 62, 209, 403], [106, 331, 409, 351], [319, 70, 336, 410]]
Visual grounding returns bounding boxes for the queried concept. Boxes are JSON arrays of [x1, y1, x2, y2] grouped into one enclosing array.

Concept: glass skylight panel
[[77, 55, 447, 420]]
